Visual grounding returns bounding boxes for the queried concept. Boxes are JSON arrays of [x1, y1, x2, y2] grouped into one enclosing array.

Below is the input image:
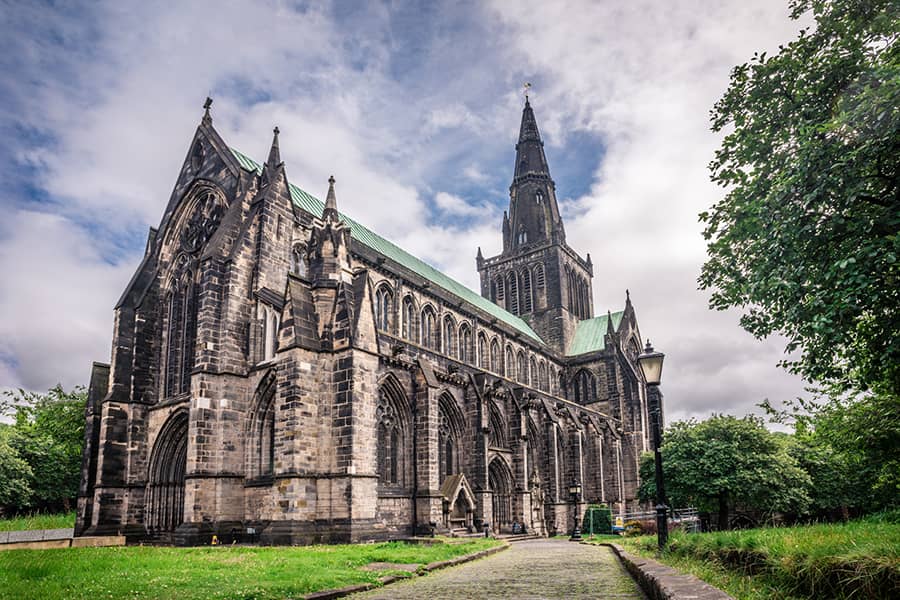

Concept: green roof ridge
[[566, 311, 625, 356], [230, 148, 542, 343]]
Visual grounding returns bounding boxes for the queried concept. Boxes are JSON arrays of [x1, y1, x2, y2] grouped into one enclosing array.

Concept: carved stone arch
[[420, 303, 438, 349], [146, 408, 189, 534], [442, 313, 457, 357], [488, 456, 515, 531], [377, 372, 411, 487], [490, 338, 501, 373], [160, 181, 226, 259], [458, 322, 473, 363], [246, 369, 277, 480], [504, 345, 515, 378], [572, 368, 597, 405]]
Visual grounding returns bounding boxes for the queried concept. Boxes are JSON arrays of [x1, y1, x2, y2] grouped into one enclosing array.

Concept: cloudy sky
[[0, 0, 812, 424]]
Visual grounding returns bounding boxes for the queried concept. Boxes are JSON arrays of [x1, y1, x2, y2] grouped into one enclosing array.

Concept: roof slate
[[566, 311, 625, 356], [230, 148, 542, 343]]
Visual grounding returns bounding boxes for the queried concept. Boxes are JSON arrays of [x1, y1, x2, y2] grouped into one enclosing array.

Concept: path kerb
[[600, 542, 735, 600], [303, 541, 510, 600]]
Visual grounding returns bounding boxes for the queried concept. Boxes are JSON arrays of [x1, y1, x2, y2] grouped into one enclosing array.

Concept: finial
[[523, 82, 532, 102], [323, 175, 339, 222], [266, 126, 281, 167], [202, 96, 213, 124], [477, 246, 483, 260], [626, 289, 631, 305], [607, 310, 615, 335]]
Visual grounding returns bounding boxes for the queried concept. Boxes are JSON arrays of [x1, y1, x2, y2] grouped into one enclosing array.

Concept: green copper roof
[[231, 148, 542, 343], [567, 311, 624, 356]]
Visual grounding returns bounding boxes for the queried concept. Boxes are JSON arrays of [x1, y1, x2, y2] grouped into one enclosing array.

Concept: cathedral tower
[[478, 97, 594, 352]]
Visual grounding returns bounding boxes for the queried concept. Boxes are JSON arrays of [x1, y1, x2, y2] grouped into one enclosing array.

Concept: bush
[[582, 504, 612, 535]]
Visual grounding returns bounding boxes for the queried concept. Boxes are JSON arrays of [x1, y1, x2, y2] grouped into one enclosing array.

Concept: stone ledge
[[0, 535, 125, 552], [601, 542, 735, 600], [302, 541, 509, 600]]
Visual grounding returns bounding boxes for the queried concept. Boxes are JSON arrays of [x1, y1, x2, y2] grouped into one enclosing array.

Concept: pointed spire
[[626, 289, 632, 306], [477, 246, 483, 260], [518, 97, 541, 144], [267, 126, 281, 167], [323, 175, 339, 222], [202, 96, 213, 125], [586, 252, 593, 267], [607, 310, 616, 335]]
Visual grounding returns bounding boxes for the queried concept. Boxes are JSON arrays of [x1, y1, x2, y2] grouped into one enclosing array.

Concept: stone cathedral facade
[[75, 98, 660, 545]]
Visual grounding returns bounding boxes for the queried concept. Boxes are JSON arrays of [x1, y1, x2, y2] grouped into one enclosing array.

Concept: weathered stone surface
[[76, 99, 657, 545], [607, 543, 735, 600]]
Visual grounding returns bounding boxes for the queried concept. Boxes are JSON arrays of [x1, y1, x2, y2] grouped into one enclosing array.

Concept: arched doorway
[[489, 458, 514, 533], [146, 410, 188, 535]]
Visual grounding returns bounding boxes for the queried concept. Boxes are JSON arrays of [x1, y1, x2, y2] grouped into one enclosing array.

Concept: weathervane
[[523, 82, 532, 100]]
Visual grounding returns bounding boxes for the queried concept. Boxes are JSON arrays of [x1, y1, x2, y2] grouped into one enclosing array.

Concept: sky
[[0, 0, 813, 425]]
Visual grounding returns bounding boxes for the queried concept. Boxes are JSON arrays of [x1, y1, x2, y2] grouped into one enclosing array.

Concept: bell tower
[[477, 97, 594, 352]]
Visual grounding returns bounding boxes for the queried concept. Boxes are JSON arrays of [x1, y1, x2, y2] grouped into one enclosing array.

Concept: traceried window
[[490, 339, 501, 373], [443, 316, 456, 356], [529, 357, 537, 387], [478, 333, 488, 369], [495, 275, 505, 306], [506, 272, 519, 315], [459, 324, 473, 363], [376, 397, 401, 485], [517, 351, 527, 383], [374, 285, 393, 331], [539, 360, 548, 392], [164, 267, 198, 398], [505, 346, 514, 378], [421, 306, 437, 349], [572, 369, 597, 405], [517, 228, 527, 245], [402, 296, 416, 340], [534, 264, 546, 307]]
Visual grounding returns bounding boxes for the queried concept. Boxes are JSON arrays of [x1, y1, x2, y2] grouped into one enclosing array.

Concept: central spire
[[504, 98, 563, 251]]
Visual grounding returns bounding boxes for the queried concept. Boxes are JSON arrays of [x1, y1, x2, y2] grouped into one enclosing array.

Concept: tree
[[639, 415, 811, 530], [0, 428, 33, 514], [700, 0, 900, 397], [1, 386, 87, 513]]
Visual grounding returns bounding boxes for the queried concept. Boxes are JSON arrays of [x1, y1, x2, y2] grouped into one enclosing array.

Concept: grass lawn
[[0, 512, 75, 532], [617, 517, 900, 600], [0, 538, 501, 600]]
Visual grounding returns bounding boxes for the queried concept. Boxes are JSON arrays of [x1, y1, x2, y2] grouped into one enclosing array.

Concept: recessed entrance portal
[[489, 458, 514, 533], [146, 410, 188, 534]]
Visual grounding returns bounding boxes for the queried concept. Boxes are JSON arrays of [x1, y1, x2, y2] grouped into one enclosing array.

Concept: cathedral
[[75, 96, 660, 545]]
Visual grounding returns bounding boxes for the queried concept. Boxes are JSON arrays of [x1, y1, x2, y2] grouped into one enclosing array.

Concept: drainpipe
[[411, 374, 419, 536]]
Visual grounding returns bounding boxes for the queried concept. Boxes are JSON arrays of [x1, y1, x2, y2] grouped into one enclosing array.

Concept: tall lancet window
[[521, 268, 533, 313], [374, 285, 393, 331], [164, 268, 198, 398], [402, 296, 416, 340]]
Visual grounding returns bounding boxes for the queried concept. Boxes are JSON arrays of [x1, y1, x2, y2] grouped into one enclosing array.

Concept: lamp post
[[568, 479, 582, 541], [637, 339, 667, 551]]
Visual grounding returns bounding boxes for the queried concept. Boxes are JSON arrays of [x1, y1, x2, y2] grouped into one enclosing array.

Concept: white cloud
[[0, 0, 814, 427]]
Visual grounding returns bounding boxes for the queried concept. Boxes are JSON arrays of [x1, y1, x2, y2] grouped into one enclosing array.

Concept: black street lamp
[[637, 339, 668, 551], [568, 479, 582, 541]]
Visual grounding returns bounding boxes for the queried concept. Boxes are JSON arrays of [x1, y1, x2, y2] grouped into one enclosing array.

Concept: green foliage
[[624, 520, 900, 600], [700, 0, 900, 398], [582, 504, 612, 535], [0, 429, 32, 513], [0, 538, 501, 600], [640, 415, 811, 529], [0, 386, 86, 514], [0, 511, 75, 532]]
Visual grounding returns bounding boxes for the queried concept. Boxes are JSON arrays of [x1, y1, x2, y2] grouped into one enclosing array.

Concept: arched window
[[521, 268, 533, 313], [376, 379, 410, 488], [402, 296, 416, 340], [517, 227, 527, 245], [505, 346, 514, 378], [421, 306, 437, 349], [539, 361, 548, 392], [374, 285, 393, 332], [495, 275, 505, 307], [529, 357, 537, 386], [517, 351, 527, 383], [438, 395, 463, 483], [443, 315, 456, 356], [490, 339, 501, 373], [164, 270, 198, 397], [478, 333, 488, 369], [506, 272, 519, 315], [259, 304, 280, 362], [534, 264, 546, 307], [535, 191, 544, 205], [291, 245, 307, 277], [572, 369, 597, 404], [459, 323, 472, 363]]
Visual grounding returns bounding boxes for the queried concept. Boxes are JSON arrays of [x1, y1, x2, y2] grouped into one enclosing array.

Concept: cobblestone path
[[355, 539, 646, 599]]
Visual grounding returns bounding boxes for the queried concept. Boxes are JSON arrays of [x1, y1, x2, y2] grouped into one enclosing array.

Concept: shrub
[[582, 504, 612, 535]]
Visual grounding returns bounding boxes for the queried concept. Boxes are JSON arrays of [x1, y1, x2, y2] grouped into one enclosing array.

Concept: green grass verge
[[0, 538, 501, 600], [618, 519, 900, 600], [0, 512, 75, 532]]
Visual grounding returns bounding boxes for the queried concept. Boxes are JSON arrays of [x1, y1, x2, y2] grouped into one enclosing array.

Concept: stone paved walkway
[[355, 539, 646, 599]]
